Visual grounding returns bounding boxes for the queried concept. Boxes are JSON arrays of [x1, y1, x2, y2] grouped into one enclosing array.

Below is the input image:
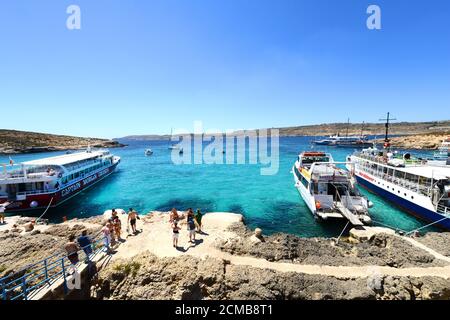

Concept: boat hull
[[355, 175, 450, 231], [0, 162, 119, 213]]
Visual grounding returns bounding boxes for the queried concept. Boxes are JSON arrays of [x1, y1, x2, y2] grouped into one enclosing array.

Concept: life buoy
[[315, 200, 321, 210]]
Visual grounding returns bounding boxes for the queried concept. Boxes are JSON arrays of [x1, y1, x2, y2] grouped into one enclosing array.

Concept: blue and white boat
[[346, 147, 450, 230]]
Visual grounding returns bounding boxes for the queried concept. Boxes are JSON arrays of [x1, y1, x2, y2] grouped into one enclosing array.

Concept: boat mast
[[379, 112, 397, 150], [360, 121, 365, 139]]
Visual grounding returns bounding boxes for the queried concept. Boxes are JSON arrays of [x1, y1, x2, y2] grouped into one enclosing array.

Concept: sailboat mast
[[379, 112, 397, 149]]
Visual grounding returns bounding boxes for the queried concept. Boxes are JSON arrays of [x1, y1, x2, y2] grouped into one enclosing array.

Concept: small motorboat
[[145, 149, 153, 156]]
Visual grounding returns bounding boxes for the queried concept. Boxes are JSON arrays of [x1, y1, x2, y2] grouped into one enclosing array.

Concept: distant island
[[1, 120, 449, 154], [0, 129, 126, 155], [118, 120, 450, 150]]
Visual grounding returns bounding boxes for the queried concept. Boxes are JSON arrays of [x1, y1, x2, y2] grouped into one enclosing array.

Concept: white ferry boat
[[292, 151, 372, 225], [0, 148, 120, 212], [432, 138, 450, 165], [346, 147, 450, 230]]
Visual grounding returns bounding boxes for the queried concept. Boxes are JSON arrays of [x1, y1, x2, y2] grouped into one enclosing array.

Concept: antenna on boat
[[345, 118, 350, 138], [379, 112, 397, 149]]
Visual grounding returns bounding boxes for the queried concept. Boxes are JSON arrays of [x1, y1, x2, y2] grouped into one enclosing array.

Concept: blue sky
[[0, 0, 449, 138]]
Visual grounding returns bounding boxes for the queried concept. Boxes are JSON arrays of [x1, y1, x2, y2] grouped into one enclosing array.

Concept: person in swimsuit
[[128, 208, 139, 234], [113, 215, 122, 240], [171, 220, 180, 248], [64, 235, 80, 265], [108, 218, 116, 246], [102, 223, 112, 253]]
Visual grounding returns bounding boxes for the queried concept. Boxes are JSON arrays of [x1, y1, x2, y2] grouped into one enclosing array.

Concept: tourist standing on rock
[[169, 208, 179, 223], [113, 215, 122, 240], [171, 220, 180, 248], [65, 234, 80, 266], [0, 202, 9, 224], [77, 230, 93, 261], [102, 223, 112, 253], [194, 209, 203, 232], [108, 219, 116, 246], [187, 211, 196, 244], [111, 208, 118, 219], [128, 208, 140, 234]]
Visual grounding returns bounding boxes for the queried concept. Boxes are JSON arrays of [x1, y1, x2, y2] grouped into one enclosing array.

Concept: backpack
[[188, 219, 195, 230]]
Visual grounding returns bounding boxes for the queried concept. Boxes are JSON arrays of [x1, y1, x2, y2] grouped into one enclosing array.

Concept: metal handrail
[[0, 235, 106, 300]]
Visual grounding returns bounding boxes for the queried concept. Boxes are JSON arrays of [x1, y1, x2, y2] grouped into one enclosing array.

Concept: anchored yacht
[[292, 151, 372, 225]]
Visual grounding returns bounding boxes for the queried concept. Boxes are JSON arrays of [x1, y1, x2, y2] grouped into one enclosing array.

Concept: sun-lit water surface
[[0, 137, 438, 237]]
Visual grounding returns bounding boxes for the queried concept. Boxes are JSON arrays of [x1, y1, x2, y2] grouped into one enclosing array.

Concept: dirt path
[[109, 211, 450, 280]]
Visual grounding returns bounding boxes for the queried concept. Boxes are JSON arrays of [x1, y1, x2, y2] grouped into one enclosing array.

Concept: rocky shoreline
[[372, 133, 449, 150], [1, 212, 450, 300], [0, 129, 126, 155]]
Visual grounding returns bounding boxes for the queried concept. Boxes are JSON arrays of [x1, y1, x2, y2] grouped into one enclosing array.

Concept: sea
[[0, 136, 439, 238]]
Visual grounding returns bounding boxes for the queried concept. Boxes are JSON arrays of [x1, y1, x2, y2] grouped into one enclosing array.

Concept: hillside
[[118, 120, 450, 140], [0, 129, 126, 154]]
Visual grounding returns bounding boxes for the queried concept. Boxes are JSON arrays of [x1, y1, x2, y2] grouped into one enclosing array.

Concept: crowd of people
[[64, 208, 141, 266], [63, 207, 205, 266], [170, 208, 203, 249]]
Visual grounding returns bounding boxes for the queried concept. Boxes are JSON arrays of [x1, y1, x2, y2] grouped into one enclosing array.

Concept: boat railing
[[437, 204, 450, 217], [0, 234, 106, 300], [360, 166, 432, 197]]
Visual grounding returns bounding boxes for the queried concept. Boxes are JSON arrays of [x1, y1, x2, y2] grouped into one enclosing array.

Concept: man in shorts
[[0, 202, 10, 224], [128, 208, 139, 234], [65, 235, 80, 266]]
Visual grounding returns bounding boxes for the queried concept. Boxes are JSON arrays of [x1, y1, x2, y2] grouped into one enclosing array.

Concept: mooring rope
[[335, 220, 350, 244], [35, 197, 54, 224], [405, 215, 450, 236]]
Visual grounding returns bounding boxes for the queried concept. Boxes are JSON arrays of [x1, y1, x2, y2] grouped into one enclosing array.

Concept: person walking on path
[[102, 223, 112, 254], [128, 208, 140, 234], [77, 230, 93, 262]]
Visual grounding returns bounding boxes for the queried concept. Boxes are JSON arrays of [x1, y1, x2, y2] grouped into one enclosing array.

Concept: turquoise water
[[0, 137, 438, 237]]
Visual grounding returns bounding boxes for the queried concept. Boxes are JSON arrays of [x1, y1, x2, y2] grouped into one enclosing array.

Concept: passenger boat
[[313, 135, 341, 146], [314, 121, 373, 148], [314, 135, 372, 148], [346, 147, 450, 230], [292, 151, 372, 225], [0, 148, 120, 212], [432, 138, 450, 165]]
